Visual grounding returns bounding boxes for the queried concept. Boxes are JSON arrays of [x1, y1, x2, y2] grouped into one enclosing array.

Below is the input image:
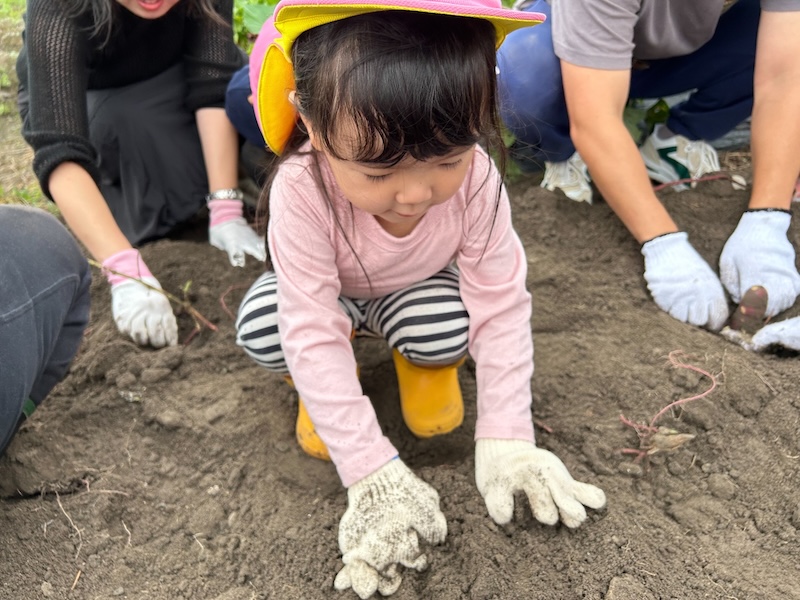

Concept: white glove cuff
[[475, 439, 533, 491], [348, 458, 405, 496], [640, 231, 688, 260], [737, 209, 792, 240], [475, 438, 535, 463]]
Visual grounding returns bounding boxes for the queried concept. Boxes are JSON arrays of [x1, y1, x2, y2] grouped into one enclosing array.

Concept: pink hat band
[[250, 0, 545, 153]]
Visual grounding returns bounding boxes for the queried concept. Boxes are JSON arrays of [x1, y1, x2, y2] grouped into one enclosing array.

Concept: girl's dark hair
[[64, 0, 224, 45], [259, 10, 507, 268]]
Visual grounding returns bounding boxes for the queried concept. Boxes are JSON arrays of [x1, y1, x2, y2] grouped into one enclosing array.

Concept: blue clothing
[[225, 64, 266, 148], [497, 0, 760, 169], [0, 206, 91, 455]]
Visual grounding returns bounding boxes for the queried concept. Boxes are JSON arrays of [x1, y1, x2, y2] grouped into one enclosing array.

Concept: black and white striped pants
[[235, 266, 469, 373]]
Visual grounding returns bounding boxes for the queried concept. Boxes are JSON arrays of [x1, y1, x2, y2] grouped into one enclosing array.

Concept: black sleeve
[[183, 0, 245, 112], [19, 0, 99, 200]]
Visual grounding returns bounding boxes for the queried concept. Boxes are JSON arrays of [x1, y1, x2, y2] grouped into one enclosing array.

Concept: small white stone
[[730, 174, 747, 190]]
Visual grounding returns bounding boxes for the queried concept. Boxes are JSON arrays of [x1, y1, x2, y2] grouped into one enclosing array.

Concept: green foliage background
[[233, 0, 278, 52], [233, 0, 519, 52]]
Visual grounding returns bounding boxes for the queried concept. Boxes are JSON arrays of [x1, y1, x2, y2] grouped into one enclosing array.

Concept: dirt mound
[[1, 175, 799, 599]]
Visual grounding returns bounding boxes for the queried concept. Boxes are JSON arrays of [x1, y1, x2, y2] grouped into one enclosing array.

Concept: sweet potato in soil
[[1, 175, 799, 600]]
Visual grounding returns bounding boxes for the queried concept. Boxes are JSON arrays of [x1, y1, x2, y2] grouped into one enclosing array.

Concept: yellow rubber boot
[[392, 349, 465, 438], [284, 376, 331, 461]]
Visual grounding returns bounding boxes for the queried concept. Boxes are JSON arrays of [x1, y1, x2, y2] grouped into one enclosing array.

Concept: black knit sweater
[[16, 0, 242, 199]]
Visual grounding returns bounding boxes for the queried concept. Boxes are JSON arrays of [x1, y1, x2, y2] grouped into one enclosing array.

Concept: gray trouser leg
[[0, 206, 91, 455]]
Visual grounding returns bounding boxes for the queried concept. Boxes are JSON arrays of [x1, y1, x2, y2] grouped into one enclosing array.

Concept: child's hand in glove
[[475, 439, 606, 528], [334, 459, 447, 599], [719, 210, 800, 317], [641, 231, 729, 330], [102, 249, 178, 348], [207, 197, 266, 267]]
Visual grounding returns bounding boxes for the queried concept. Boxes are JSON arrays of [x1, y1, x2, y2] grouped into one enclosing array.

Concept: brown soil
[[1, 22, 799, 599], [1, 164, 799, 600]]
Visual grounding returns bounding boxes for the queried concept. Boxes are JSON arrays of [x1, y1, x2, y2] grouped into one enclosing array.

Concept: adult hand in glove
[[103, 249, 178, 348], [748, 317, 800, 352], [641, 231, 729, 330], [208, 197, 266, 267], [719, 210, 800, 317], [334, 459, 447, 599], [475, 439, 606, 528]]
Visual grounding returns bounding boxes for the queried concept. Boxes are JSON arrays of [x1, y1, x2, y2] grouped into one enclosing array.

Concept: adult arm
[[189, 3, 265, 266], [22, 1, 131, 261], [198, 105, 266, 267], [196, 108, 239, 192], [718, 9, 800, 317], [49, 163, 132, 261], [189, 0, 242, 186], [561, 62, 728, 329], [48, 163, 178, 348], [560, 63, 676, 243], [748, 10, 800, 210]]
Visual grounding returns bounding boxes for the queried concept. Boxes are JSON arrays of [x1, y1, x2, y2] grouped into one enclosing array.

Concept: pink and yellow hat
[[249, 0, 545, 154]]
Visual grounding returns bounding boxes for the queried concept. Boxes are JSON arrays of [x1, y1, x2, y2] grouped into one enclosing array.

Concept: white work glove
[[641, 231, 729, 330], [749, 317, 800, 351], [334, 459, 447, 599], [207, 196, 266, 267], [719, 210, 800, 317], [102, 248, 178, 348], [111, 276, 178, 348], [209, 217, 266, 267], [475, 439, 606, 528]]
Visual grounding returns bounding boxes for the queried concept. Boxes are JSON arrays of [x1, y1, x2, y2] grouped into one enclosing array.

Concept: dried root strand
[[620, 350, 718, 463]]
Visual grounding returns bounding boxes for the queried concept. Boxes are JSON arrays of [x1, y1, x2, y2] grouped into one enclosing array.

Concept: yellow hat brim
[[256, 3, 544, 154]]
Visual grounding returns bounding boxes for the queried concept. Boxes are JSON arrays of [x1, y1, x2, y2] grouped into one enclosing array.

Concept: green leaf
[[242, 3, 275, 36]]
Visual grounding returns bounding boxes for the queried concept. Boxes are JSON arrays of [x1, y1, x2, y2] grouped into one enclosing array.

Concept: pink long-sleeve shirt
[[268, 144, 535, 487]]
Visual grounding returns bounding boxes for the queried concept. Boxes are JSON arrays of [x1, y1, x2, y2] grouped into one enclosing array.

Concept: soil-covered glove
[[102, 249, 178, 348], [208, 197, 266, 267], [750, 317, 800, 351], [111, 277, 178, 348], [719, 210, 800, 317], [475, 439, 606, 528], [641, 231, 729, 330], [334, 459, 447, 599]]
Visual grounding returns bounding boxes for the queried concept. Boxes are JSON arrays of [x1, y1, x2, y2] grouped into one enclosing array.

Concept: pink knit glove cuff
[[101, 248, 153, 287], [208, 199, 244, 227]]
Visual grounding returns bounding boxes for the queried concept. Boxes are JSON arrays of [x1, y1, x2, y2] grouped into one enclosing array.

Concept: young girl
[[236, 1, 606, 597], [17, 0, 265, 348]]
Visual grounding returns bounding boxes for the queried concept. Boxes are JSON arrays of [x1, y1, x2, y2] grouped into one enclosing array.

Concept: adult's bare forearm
[[573, 122, 678, 243], [196, 107, 240, 193], [49, 162, 132, 262], [749, 10, 800, 210]]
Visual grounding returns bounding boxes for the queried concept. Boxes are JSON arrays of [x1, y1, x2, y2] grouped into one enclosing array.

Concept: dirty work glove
[[475, 439, 606, 528], [208, 195, 266, 267], [334, 459, 447, 599], [750, 317, 800, 352], [641, 231, 729, 330], [103, 249, 178, 348], [719, 210, 800, 317]]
